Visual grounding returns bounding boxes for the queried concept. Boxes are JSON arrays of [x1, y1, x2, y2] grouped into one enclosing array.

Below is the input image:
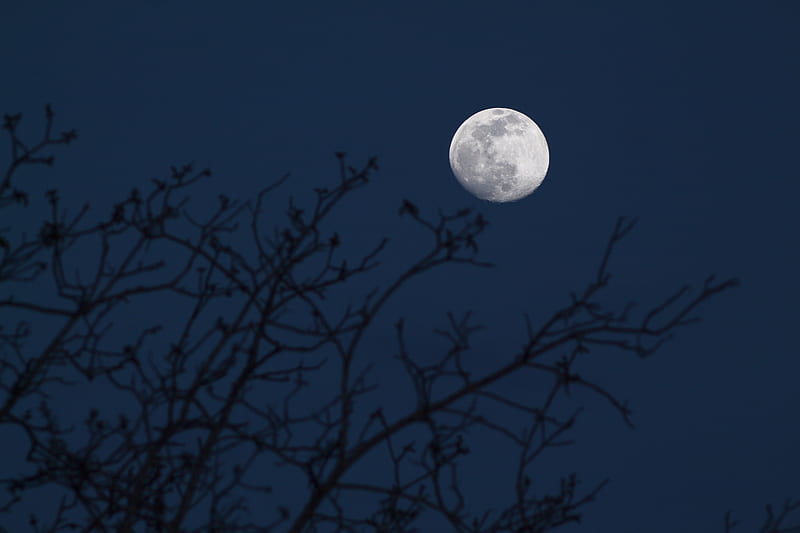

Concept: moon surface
[[449, 108, 549, 202]]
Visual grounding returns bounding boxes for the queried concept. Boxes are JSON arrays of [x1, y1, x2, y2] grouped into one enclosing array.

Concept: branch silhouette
[[0, 106, 793, 533]]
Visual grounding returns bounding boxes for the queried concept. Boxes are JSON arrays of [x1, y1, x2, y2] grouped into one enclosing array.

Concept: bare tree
[[0, 106, 792, 532]]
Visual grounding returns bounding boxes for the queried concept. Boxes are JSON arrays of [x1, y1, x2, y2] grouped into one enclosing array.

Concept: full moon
[[449, 108, 549, 203]]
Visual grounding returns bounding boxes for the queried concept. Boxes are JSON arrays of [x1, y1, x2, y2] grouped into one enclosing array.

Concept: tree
[[0, 106, 793, 532]]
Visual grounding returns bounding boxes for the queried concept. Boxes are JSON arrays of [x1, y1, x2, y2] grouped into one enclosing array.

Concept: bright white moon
[[449, 108, 549, 202]]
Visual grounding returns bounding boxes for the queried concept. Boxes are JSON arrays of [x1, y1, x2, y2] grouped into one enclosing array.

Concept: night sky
[[2, 1, 799, 532]]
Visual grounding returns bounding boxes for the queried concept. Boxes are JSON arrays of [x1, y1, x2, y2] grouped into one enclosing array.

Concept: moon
[[449, 108, 549, 203]]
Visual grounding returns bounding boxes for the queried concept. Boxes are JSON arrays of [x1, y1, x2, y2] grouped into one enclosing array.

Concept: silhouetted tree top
[[0, 106, 794, 533]]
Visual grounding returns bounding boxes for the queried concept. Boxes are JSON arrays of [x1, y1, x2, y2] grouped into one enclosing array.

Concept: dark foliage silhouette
[[0, 106, 795, 532]]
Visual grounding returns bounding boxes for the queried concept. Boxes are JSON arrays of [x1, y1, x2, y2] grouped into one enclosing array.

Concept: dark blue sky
[[2, 1, 799, 531]]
